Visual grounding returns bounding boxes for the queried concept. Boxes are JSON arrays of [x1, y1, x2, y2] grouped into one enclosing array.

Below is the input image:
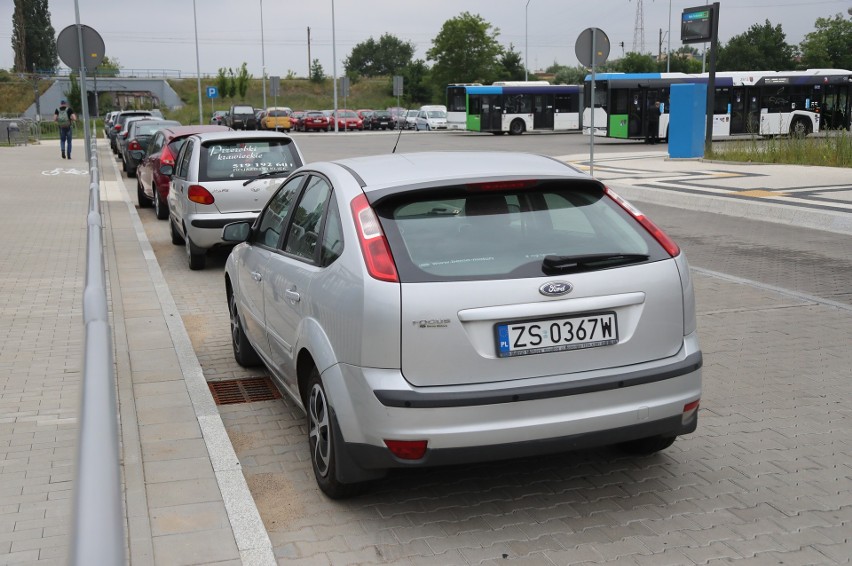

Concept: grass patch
[[708, 131, 852, 168]]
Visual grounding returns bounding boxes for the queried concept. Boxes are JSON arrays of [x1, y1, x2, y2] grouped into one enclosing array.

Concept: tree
[[216, 68, 229, 99], [65, 74, 82, 113], [11, 0, 58, 73], [397, 59, 432, 105], [799, 14, 852, 70], [427, 12, 504, 89], [717, 20, 796, 71], [497, 43, 526, 81], [552, 65, 589, 85], [96, 55, 121, 77], [344, 34, 415, 77], [226, 68, 237, 98], [235, 62, 252, 99], [614, 52, 658, 73], [310, 59, 325, 83]]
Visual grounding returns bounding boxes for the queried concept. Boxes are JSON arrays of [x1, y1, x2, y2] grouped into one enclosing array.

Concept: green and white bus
[[447, 82, 583, 135], [583, 69, 852, 141]]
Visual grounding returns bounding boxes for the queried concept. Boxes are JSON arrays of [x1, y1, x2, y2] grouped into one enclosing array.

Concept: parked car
[[227, 105, 257, 130], [260, 107, 292, 131], [103, 111, 120, 137], [366, 110, 392, 130], [222, 151, 702, 498], [121, 119, 181, 177], [109, 110, 154, 154], [403, 109, 419, 130], [387, 107, 407, 129], [115, 116, 155, 162], [356, 109, 373, 123], [137, 125, 231, 219], [301, 110, 330, 132], [415, 106, 448, 130], [211, 111, 229, 125], [166, 130, 304, 269], [290, 110, 306, 131], [330, 109, 363, 131]]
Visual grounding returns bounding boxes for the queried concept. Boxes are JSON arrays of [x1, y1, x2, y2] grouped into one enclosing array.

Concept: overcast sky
[[2, 0, 851, 77]]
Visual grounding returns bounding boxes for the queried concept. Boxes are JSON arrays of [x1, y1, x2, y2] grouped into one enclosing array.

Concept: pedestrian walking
[[54, 99, 77, 159]]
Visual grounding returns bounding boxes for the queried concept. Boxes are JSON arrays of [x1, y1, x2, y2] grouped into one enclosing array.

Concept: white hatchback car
[[223, 152, 702, 498], [167, 130, 304, 269]]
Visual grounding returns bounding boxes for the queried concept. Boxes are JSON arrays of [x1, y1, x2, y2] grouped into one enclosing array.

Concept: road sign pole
[[590, 28, 596, 177]]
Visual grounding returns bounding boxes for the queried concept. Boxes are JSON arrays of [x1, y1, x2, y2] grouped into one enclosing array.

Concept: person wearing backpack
[[53, 99, 77, 159]]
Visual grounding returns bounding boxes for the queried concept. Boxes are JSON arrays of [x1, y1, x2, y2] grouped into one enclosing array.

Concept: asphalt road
[[112, 131, 852, 565]]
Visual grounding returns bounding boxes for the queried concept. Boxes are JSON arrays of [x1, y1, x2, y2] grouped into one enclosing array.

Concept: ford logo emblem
[[539, 281, 573, 297]]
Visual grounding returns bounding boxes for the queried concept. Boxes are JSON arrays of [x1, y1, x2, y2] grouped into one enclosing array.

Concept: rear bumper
[[322, 331, 702, 470]]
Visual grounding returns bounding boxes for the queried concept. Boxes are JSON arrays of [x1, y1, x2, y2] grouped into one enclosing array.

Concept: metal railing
[[69, 135, 126, 565]]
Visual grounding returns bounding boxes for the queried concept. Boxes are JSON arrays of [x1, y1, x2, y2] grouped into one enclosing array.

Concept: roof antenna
[[391, 110, 405, 154]]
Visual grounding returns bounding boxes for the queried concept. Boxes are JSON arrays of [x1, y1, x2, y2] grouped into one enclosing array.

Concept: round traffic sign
[[57, 25, 105, 72], [575, 27, 610, 67]]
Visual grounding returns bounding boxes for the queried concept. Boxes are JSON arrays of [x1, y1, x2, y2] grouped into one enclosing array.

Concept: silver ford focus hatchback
[[223, 152, 702, 498]]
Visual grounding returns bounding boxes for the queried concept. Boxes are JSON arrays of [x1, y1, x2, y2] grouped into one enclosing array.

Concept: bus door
[[533, 94, 554, 130], [480, 95, 504, 132], [730, 88, 747, 134], [745, 90, 761, 134], [628, 89, 645, 138], [821, 84, 850, 130]]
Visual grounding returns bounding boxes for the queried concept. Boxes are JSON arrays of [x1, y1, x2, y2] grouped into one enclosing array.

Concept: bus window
[[469, 95, 482, 115], [714, 87, 731, 114], [612, 90, 629, 115], [554, 94, 579, 113]]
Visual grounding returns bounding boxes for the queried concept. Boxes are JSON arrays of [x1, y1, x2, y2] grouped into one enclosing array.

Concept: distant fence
[[0, 118, 36, 145]]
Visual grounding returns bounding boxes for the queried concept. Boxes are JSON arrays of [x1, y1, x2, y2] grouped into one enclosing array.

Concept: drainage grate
[[208, 377, 282, 405]]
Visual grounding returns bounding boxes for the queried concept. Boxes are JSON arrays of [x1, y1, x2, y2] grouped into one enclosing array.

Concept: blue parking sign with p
[[206, 86, 218, 98]]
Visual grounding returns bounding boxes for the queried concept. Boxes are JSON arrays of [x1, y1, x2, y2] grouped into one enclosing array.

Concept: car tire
[[154, 188, 168, 220], [618, 435, 676, 455], [169, 216, 185, 246], [185, 234, 206, 270], [128, 164, 137, 178], [306, 367, 364, 499], [229, 292, 262, 367], [137, 179, 151, 208]]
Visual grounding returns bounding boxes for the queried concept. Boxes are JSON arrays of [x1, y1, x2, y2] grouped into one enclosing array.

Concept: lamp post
[[192, 0, 203, 125], [332, 0, 338, 132], [260, 0, 267, 108], [667, 0, 672, 72], [525, 0, 531, 81]]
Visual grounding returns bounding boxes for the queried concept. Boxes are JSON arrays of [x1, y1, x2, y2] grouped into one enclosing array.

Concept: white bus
[[583, 69, 852, 141]]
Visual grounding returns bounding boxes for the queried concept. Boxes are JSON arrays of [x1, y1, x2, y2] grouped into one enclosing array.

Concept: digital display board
[[681, 5, 714, 43]]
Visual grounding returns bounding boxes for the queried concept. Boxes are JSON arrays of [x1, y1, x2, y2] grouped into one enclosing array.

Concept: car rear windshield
[[200, 139, 301, 181], [375, 111, 391, 118], [232, 106, 254, 115], [376, 180, 670, 282]]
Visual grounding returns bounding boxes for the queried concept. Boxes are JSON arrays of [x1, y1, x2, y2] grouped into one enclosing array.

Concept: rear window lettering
[[200, 141, 300, 181]]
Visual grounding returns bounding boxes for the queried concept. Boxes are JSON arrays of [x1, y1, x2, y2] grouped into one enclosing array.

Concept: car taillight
[[467, 180, 536, 191], [128, 140, 142, 151], [604, 186, 680, 257], [188, 185, 215, 205], [160, 146, 175, 166], [114, 124, 122, 131], [384, 440, 427, 460], [350, 193, 398, 282]]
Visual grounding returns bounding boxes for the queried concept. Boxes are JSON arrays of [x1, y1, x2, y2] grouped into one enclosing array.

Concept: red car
[[301, 110, 330, 132], [291, 110, 306, 131], [330, 109, 364, 131], [136, 125, 231, 219]]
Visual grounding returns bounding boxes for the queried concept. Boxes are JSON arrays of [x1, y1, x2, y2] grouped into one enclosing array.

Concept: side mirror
[[159, 164, 174, 176], [222, 221, 252, 243]]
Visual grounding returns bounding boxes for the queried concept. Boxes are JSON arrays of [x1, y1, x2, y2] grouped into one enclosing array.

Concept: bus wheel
[[790, 119, 810, 138], [509, 119, 525, 136]]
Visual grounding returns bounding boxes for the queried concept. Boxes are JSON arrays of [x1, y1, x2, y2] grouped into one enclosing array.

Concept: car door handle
[[284, 289, 300, 303], [251, 271, 262, 282]]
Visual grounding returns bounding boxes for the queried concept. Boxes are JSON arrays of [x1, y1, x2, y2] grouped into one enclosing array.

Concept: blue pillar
[[668, 83, 706, 158]]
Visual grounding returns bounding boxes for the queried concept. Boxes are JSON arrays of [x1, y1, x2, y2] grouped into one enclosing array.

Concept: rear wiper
[[542, 253, 650, 274], [242, 169, 289, 186]]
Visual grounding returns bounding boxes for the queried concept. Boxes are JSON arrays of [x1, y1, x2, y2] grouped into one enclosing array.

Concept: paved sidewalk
[[563, 151, 852, 235], [1, 139, 850, 565]]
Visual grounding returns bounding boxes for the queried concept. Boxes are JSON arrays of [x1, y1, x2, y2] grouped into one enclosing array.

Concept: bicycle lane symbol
[[41, 168, 89, 176]]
